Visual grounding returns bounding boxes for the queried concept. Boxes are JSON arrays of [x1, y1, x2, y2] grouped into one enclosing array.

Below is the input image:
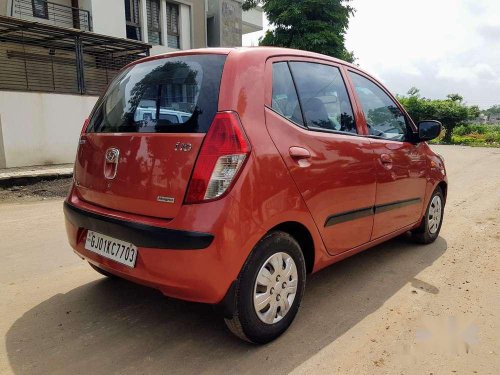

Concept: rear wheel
[[88, 262, 116, 278], [224, 231, 306, 344], [411, 187, 444, 244]]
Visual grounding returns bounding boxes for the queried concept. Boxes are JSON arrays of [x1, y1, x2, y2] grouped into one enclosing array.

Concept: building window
[[32, 0, 49, 19], [166, 2, 180, 49], [146, 0, 161, 45], [125, 0, 142, 41]]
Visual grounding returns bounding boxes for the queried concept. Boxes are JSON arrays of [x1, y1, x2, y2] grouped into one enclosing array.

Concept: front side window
[[32, 0, 48, 19], [289, 62, 357, 134], [87, 54, 226, 134], [125, 0, 142, 41], [166, 2, 180, 49], [349, 72, 408, 141], [146, 0, 161, 45], [271, 62, 304, 126]]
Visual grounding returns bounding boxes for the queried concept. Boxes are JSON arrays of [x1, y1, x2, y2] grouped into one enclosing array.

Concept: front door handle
[[289, 146, 311, 159]]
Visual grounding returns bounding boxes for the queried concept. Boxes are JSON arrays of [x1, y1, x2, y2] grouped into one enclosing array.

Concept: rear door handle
[[289, 146, 311, 159], [380, 153, 392, 164]]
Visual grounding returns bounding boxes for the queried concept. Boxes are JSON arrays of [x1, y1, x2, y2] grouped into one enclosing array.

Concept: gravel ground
[[0, 177, 72, 202]]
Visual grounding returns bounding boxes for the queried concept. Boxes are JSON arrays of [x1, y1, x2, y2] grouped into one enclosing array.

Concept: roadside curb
[[0, 165, 73, 187]]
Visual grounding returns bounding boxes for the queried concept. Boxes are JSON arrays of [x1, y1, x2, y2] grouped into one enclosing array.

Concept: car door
[[265, 58, 377, 255], [347, 70, 427, 239]]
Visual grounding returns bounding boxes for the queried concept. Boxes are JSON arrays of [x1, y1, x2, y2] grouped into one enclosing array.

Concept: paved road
[[1, 145, 499, 374]]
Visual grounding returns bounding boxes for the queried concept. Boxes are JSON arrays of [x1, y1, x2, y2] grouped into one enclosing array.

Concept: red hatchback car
[[64, 47, 447, 343]]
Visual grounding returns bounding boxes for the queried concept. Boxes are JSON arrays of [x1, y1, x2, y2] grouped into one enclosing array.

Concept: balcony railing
[[0, 15, 150, 96], [11, 0, 92, 32]]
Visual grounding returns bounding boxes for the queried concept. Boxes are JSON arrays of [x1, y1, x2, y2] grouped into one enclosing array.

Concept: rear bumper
[[64, 202, 213, 250], [64, 200, 236, 304]]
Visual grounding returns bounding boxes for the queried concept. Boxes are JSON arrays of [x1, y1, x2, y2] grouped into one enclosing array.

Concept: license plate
[[85, 230, 137, 268]]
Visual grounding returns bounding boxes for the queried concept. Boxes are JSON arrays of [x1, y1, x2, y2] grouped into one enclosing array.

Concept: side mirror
[[417, 120, 442, 142]]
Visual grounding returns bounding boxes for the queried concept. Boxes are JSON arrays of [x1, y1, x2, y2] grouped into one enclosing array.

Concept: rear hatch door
[[74, 54, 227, 219]]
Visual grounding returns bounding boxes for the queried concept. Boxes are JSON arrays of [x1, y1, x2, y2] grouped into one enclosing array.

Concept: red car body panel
[[265, 108, 377, 255], [74, 133, 205, 218], [64, 47, 447, 305]]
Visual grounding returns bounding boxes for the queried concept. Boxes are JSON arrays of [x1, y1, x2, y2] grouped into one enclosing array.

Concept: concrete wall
[[207, 0, 252, 47], [80, 0, 126, 38], [0, 115, 6, 168], [242, 6, 262, 34], [187, 0, 206, 49], [206, 0, 220, 47], [0, 91, 98, 168], [0, 0, 8, 15], [220, 0, 241, 47], [179, 3, 191, 49]]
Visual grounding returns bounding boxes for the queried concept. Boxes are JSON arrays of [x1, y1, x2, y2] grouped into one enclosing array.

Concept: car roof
[[232, 47, 359, 68], [127, 46, 361, 72]]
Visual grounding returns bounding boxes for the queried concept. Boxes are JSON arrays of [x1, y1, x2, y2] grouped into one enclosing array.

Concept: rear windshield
[[87, 54, 226, 133]]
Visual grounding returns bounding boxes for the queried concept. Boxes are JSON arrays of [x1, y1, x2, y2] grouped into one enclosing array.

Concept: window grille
[[125, 0, 142, 41], [32, 0, 48, 19], [166, 2, 180, 49], [146, 0, 161, 45]]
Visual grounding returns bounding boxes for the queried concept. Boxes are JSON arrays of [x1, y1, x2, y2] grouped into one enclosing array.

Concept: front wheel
[[411, 187, 445, 244], [224, 231, 306, 344]]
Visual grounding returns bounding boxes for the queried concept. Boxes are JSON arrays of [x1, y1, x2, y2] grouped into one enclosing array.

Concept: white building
[[0, 0, 262, 168]]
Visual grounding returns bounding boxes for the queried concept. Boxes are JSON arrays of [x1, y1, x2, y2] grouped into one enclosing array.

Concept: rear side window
[[272, 62, 304, 126], [349, 72, 408, 141], [87, 54, 226, 133], [289, 62, 357, 134]]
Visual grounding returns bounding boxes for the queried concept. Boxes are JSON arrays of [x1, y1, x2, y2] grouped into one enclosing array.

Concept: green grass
[[430, 124, 500, 147]]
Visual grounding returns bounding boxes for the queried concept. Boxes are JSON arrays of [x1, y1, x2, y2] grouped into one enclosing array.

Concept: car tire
[[411, 187, 445, 244], [224, 231, 306, 344], [88, 262, 116, 278]]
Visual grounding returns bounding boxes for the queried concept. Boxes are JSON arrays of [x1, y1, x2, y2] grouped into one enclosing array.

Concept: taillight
[[184, 111, 251, 204]]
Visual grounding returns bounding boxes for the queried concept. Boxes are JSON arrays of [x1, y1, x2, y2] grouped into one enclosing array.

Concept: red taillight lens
[[184, 111, 251, 204]]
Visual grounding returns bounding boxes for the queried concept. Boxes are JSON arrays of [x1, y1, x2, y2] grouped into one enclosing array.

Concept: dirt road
[[1, 145, 499, 374]]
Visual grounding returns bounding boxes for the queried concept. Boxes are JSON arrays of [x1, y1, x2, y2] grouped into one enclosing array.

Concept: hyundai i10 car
[[64, 47, 447, 344]]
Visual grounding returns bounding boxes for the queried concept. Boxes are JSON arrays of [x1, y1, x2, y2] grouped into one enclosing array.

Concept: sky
[[242, 0, 500, 109]]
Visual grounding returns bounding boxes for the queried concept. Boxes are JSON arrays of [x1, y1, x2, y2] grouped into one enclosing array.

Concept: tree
[[398, 89, 480, 143], [242, 0, 355, 62]]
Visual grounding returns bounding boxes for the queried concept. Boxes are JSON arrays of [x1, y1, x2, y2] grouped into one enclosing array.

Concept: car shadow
[[6, 235, 447, 375]]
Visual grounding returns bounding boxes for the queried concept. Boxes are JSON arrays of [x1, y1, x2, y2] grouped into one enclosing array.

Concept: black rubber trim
[[374, 198, 422, 214], [64, 201, 214, 250], [213, 279, 238, 318], [324, 198, 422, 227], [324, 206, 374, 227]]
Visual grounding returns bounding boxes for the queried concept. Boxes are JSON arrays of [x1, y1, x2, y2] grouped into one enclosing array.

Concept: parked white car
[[134, 106, 192, 124]]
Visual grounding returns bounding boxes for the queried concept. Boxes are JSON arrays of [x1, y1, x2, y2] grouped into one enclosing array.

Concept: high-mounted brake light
[[184, 111, 251, 204]]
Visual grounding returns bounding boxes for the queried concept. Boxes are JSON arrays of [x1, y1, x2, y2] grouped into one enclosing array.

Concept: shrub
[[448, 123, 500, 147]]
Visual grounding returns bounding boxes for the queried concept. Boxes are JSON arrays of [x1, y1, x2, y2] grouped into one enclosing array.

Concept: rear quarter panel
[[218, 49, 331, 272]]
